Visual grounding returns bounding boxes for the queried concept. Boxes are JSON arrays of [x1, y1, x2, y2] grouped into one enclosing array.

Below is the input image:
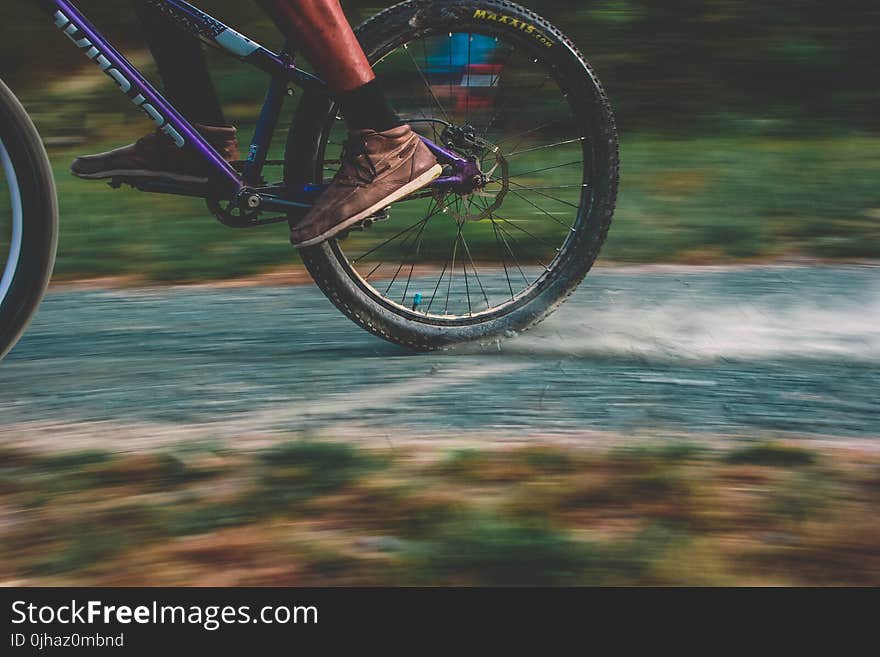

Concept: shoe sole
[[71, 168, 209, 184], [293, 164, 444, 248]]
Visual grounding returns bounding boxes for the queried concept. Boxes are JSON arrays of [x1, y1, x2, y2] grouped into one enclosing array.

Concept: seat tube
[[243, 73, 289, 187]]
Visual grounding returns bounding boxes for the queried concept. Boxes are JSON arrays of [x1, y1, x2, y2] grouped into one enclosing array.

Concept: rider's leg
[[258, 0, 442, 246], [71, 0, 239, 182], [258, 0, 374, 92], [133, 0, 227, 127], [257, 0, 398, 131]]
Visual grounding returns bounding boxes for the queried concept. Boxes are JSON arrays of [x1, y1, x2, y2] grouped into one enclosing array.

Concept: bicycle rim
[[316, 27, 592, 323], [0, 138, 23, 308]]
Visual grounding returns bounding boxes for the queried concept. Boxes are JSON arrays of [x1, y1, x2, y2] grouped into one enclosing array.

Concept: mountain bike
[[0, 0, 618, 358]]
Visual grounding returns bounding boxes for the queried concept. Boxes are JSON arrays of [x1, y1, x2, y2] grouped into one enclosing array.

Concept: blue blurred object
[[426, 33, 499, 86]]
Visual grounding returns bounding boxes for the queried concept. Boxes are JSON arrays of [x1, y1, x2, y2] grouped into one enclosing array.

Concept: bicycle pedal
[[337, 208, 391, 241], [354, 208, 391, 229], [107, 175, 209, 198]]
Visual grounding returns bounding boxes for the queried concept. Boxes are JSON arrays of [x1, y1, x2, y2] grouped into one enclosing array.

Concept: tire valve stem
[[412, 293, 423, 311]]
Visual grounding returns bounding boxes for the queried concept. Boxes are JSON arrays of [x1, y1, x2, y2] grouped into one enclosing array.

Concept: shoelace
[[337, 137, 378, 186]]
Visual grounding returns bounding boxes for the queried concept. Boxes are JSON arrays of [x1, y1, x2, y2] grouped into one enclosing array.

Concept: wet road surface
[[1, 265, 877, 452]]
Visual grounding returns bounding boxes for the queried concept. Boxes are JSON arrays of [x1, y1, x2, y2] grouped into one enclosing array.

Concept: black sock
[[134, 0, 228, 127], [338, 79, 401, 132]]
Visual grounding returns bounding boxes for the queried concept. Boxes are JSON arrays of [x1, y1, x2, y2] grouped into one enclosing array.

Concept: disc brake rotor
[[435, 129, 510, 223]]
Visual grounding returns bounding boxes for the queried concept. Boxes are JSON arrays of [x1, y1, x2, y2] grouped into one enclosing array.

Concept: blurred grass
[[37, 131, 880, 283], [9, 52, 877, 284], [2, 437, 878, 585], [6, 1, 880, 134], [723, 442, 817, 467]]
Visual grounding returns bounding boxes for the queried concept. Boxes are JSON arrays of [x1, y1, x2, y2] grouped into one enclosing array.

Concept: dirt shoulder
[[47, 258, 879, 292]]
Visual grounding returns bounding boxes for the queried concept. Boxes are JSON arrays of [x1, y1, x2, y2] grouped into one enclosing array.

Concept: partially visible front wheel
[[0, 80, 58, 360], [287, 0, 618, 350]]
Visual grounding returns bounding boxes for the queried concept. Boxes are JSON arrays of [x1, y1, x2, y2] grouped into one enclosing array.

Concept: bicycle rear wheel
[[0, 80, 58, 360], [286, 0, 618, 349]]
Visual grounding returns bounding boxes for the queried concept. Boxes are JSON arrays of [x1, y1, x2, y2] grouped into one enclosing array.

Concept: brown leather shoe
[[71, 123, 239, 183], [290, 125, 442, 248]]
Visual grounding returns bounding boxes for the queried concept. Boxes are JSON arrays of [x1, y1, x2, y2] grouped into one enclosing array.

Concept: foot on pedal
[[107, 175, 211, 198], [336, 207, 391, 240], [73, 124, 240, 192]]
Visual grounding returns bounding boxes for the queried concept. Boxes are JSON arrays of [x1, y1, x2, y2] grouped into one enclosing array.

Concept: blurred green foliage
[[40, 133, 880, 282], [4, 0, 879, 131], [724, 441, 817, 467], [3, 437, 879, 585], [2, 1, 878, 280]]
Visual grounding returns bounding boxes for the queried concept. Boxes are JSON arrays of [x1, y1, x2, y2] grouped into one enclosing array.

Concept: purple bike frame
[[38, 0, 472, 205]]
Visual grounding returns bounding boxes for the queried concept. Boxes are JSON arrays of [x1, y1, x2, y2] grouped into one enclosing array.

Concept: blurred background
[[0, 0, 878, 585], [2, 0, 879, 279]]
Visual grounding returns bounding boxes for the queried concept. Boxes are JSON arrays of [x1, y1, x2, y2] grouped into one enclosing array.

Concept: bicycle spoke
[[508, 184, 588, 190], [419, 38, 443, 143], [363, 259, 385, 281], [459, 230, 491, 310], [489, 214, 531, 286], [479, 46, 515, 140], [384, 217, 429, 295], [444, 220, 465, 315], [465, 33, 472, 124], [490, 214, 516, 299], [473, 195, 532, 289], [471, 190, 560, 264], [465, 195, 476, 221], [390, 199, 435, 299], [509, 160, 583, 178], [506, 189, 575, 230], [506, 136, 585, 158], [496, 70, 556, 152], [497, 115, 559, 151], [365, 223, 423, 283], [359, 196, 452, 282], [448, 33, 454, 126], [495, 220, 550, 274], [461, 234, 472, 316], [323, 28, 598, 321], [425, 242, 454, 314], [505, 178, 581, 210], [403, 43, 451, 124], [485, 207, 561, 252], [351, 214, 431, 264]]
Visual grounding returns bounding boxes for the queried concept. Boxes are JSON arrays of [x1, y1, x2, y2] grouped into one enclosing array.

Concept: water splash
[[489, 266, 880, 362]]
